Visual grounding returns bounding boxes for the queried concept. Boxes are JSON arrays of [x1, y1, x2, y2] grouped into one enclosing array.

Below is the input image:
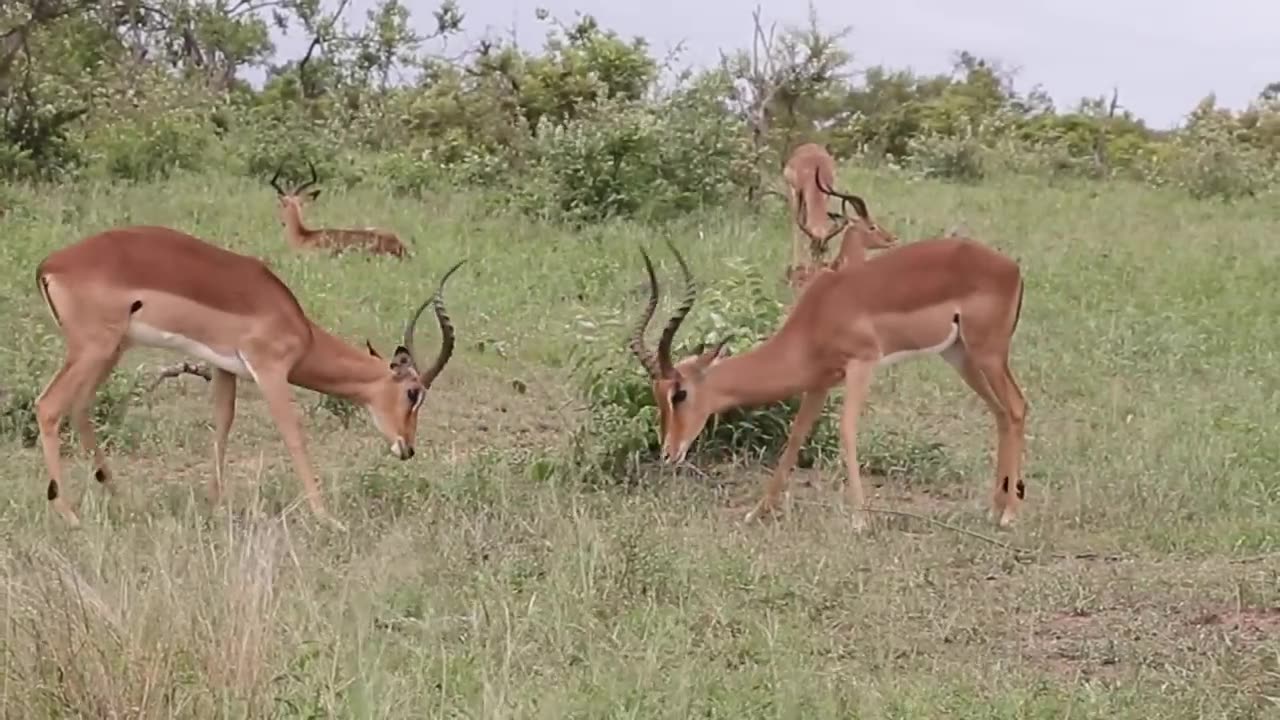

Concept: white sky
[[258, 0, 1280, 130]]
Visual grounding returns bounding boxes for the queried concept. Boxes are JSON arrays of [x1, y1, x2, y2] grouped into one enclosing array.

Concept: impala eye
[[671, 388, 687, 405], [407, 388, 421, 406]]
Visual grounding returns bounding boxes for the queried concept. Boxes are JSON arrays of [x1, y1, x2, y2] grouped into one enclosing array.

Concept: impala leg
[[744, 388, 830, 523], [209, 368, 237, 506], [36, 346, 119, 525], [942, 345, 1014, 522], [67, 346, 124, 494], [976, 356, 1028, 527], [254, 373, 346, 532], [838, 359, 877, 531], [789, 191, 809, 270]]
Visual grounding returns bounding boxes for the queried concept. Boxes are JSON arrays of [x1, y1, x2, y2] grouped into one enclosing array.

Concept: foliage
[[3, 0, 1278, 203], [563, 257, 841, 481]]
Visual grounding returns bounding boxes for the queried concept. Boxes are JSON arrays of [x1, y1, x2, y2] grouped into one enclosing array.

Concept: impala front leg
[[745, 388, 830, 523], [839, 359, 877, 531], [254, 371, 346, 532], [209, 368, 237, 507]]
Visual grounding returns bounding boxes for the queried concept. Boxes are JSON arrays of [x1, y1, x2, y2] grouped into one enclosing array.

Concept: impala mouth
[[663, 441, 690, 465], [391, 438, 414, 460]]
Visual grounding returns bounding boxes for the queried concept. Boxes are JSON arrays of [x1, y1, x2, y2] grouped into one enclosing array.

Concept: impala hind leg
[[68, 346, 125, 494], [209, 368, 237, 506], [977, 357, 1028, 527], [744, 388, 830, 523], [253, 370, 345, 532], [838, 359, 877, 531], [942, 344, 1027, 527], [36, 344, 124, 525]]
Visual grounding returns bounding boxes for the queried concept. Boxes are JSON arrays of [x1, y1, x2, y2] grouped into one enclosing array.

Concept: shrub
[[905, 128, 986, 183], [561, 257, 840, 482]]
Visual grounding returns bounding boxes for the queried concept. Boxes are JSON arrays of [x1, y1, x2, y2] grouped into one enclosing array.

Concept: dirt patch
[[1031, 603, 1280, 682], [1189, 606, 1280, 642]]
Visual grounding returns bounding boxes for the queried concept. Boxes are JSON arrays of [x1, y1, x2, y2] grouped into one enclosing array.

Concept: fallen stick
[[149, 362, 212, 392]]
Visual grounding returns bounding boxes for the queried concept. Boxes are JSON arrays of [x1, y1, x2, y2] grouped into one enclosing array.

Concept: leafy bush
[[561, 257, 841, 482], [906, 128, 986, 183], [515, 86, 752, 224]]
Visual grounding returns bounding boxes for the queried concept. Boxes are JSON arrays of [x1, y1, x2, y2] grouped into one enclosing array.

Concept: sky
[[259, 0, 1280, 130]]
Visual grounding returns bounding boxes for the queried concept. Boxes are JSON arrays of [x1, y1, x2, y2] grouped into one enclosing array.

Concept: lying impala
[[630, 207, 1029, 529], [272, 161, 410, 259], [34, 224, 464, 529], [784, 170, 897, 294]]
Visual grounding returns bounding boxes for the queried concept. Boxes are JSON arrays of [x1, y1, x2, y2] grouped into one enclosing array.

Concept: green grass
[[1, 168, 1278, 718]]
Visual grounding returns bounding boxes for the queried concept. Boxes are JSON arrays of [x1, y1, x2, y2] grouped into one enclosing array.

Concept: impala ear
[[365, 340, 382, 358], [698, 336, 733, 365], [389, 345, 414, 370]]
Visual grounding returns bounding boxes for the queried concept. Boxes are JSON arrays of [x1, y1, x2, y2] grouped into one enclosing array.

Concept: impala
[[782, 143, 870, 271], [784, 170, 897, 294], [629, 219, 1028, 529], [271, 160, 410, 259], [34, 224, 465, 529]]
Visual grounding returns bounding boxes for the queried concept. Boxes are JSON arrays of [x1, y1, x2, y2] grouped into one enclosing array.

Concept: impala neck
[[288, 324, 387, 402], [282, 202, 310, 244], [700, 335, 815, 412]]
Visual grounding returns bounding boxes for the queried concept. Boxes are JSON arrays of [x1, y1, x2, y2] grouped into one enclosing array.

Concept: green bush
[[562, 257, 840, 482]]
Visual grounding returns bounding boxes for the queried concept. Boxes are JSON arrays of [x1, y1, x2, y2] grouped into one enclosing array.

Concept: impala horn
[[294, 158, 320, 195], [401, 260, 466, 387], [629, 248, 663, 379], [655, 239, 697, 378], [814, 166, 870, 220], [795, 172, 849, 251], [269, 164, 286, 196]]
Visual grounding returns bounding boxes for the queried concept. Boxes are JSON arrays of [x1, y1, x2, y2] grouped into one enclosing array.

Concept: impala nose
[[391, 438, 414, 460]]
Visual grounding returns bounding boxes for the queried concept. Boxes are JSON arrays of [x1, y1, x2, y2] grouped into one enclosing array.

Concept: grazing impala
[[784, 173, 897, 294], [271, 160, 410, 259], [33, 225, 464, 529], [629, 218, 1028, 529], [782, 143, 869, 270]]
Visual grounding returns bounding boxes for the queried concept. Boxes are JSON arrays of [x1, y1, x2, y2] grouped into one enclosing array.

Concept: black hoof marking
[[1001, 476, 1010, 494], [47, 480, 58, 500], [1016, 479, 1026, 500], [95, 468, 107, 483]]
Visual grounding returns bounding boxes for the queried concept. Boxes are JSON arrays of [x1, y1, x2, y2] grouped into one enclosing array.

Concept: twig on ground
[[149, 361, 212, 391], [1227, 552, 1280, 565]]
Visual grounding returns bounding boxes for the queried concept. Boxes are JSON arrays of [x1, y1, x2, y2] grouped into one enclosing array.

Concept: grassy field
[[1, 168, 1278, 718]]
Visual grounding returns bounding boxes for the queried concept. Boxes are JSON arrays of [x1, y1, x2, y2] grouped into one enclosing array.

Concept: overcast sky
[[261, 0, 1279, 130]]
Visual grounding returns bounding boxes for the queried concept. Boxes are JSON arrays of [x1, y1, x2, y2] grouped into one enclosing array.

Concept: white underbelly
[[126, 320, 254, 379], [877, 319, 961, 367]]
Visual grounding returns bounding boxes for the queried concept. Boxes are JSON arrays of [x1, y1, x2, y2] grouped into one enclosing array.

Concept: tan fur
[[278, 194, 409, 259], [630, 228, 1028, 531], [270, 162, 409, 259], [33, 225, 463, 529], [783, 143, 838, 269], [785, 213, 898, 296]]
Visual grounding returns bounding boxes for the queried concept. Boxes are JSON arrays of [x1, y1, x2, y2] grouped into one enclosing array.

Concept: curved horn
[[814, 168, 871, 220], [629, 248, 662, 378], [656, 239, 697, 378], [295, 159, 320, 194], [269, 164, 286, 195], [404, 260, 466, 385], [795, 179, 848, 250]]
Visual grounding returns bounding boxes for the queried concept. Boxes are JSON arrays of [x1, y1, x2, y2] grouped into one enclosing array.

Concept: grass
[[1, 167, 1278, 718]]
